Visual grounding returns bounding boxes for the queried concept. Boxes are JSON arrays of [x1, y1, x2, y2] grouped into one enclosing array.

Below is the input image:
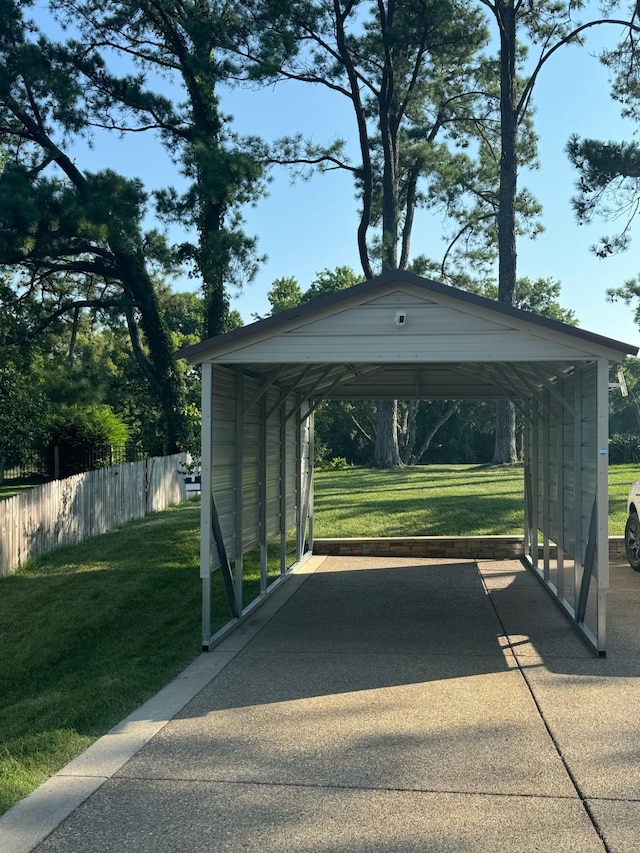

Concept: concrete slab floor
[[482, 556, 640, 853], [33, 780, 606, 853], [115, 656, 574, 797]]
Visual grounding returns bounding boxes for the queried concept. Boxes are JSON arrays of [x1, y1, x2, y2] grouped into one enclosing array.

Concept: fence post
[[54, 446, 60, 480], [145, 457, 151, 515]]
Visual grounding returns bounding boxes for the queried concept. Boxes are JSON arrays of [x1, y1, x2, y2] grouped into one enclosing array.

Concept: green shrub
[[609, 432, 640, 464], [324, 456, 352, 470], [44, 405, 130, 477]]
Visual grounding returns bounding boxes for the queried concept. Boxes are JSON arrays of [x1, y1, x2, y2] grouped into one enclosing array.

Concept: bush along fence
[[0, 452, 193, 577]]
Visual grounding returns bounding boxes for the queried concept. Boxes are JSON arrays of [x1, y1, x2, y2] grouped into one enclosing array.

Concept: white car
[[626, 480, 640, 570]]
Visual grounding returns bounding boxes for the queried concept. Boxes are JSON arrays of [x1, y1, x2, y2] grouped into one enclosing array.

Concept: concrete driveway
[[2, 554, 640, 852]]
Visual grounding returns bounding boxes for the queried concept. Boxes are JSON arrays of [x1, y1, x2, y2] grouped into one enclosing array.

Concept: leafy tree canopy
[[483, 276, 578, 325], [0, 362, 48, 478], [264, 265, 359, 315], [49, 0, 293, 336], [567, 135, 640, 257], [0, 0, 191, 449], [565, 8, 640, 326]]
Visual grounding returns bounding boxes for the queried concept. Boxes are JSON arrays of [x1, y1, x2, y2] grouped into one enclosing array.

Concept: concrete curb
[[0, 556, 326, 853]]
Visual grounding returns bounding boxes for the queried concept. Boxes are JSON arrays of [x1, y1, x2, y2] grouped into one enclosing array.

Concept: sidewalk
[[2, 554, 640, 852]]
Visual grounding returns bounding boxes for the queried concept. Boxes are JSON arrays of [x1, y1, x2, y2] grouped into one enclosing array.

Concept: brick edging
[[313, 536, 627, 560]]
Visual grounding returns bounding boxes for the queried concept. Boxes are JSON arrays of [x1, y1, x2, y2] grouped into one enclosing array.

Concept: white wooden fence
[[0, 453, 192, 577]]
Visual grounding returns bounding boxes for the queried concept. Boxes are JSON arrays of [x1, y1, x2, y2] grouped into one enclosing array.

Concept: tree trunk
[[413, 401, 459, 464], [116, 247, 190, 453], [398, 401, 417, 464], [199, 174, 230, 338], [374, 97, 402, 467], [493, 0, 518, 462], [380, 122, 399, 271], [375, 400, 402, 467], [492, 400, 518, 464], [497, 0, 517, 308]]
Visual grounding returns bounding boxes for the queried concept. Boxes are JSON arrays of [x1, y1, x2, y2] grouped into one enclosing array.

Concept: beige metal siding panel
[[299, 304, 513, 335], [264, 390, 282, 542], [211, 365, 236, 400], [211, 366, 238, 566], [284, 405, 298, 529], [231, 373, 266, 558], [242, 511, 261, 549], [529, 366, 600, 569], [242, 488, 261, 532], [580, 364, 598, 560], [546, 399, 561, 544], [211, 332, 598, 363], [264, 498, 281, 540], [183, 275, 637, 367], [558, 373, 577, 559]]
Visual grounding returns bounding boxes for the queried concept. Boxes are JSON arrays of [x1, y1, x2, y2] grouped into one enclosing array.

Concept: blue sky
[[65, 9, 640, 349]]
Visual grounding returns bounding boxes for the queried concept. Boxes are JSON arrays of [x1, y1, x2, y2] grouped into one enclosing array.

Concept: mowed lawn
[[314, 463, 634, 537], [0, 501, 205, 815], [314, 464, 526, 537], [0, 463, 636, 815]]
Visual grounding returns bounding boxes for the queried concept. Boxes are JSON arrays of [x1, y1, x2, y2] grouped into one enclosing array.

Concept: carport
[[178, 270, 637, 655]]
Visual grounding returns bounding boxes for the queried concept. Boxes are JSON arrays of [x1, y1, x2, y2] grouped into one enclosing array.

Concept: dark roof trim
[[177, 270, 638, 362]]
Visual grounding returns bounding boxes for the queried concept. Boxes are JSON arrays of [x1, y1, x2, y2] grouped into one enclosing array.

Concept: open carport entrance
[[178, 271, 637, 656]]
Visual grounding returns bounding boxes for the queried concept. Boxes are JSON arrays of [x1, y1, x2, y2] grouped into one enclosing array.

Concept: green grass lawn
[[314, 464, 526, 537], [0, 462, 637, 815], [609, 464, 637, 534], [0, 497, 298, 816], [314, 463, 634, 537], [0, 501, 209, 815], [0, 480, 44, 501]]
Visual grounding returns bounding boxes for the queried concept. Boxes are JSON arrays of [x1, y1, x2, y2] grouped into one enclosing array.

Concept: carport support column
[[296, 396, 303, 562], [523, 409, 532, 557], [259, 394, 268, 594], [234, 369, 244, 614], [556, 403, 565, 600], [200, 362, 213, 648], [280, 400, 287, 574], [573, 369, 583, 613], [596, 358, 609, 651], [308, 410, 315, 550], [542, 389, 551, 581]]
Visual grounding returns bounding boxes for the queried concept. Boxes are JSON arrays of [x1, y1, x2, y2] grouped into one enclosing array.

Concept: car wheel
[[625, 512, 640, 571]]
